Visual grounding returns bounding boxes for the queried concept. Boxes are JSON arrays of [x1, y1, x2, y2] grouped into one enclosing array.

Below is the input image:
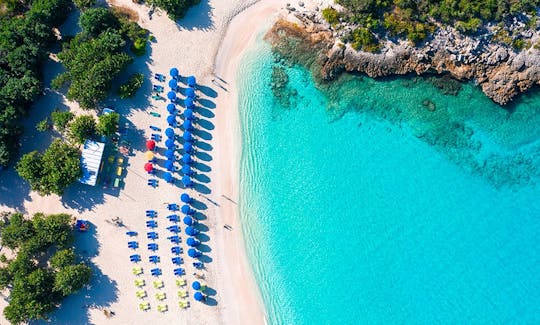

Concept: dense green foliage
[[119, 73, 144, 98], [79, 7, 119, 37], [326, 0, 540, 50], [0, 212, 91, 324], [16, 140, 82, 195], [51, 110, 74, 132], [96, 112, 120, 136], [36, 118, 51, 132], [73, 0, 96, 10], [69, 115, 96, 144], [0, 0, 71, 167], [147, 0, 200, 20]]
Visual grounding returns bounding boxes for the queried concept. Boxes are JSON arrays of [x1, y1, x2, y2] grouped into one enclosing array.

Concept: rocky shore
[[266, 6, 540, 105]]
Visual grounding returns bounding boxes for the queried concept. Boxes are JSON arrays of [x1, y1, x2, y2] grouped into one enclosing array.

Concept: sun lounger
[[177, 289, 188, 298], [193, 262, 204, 269], [176, 278, 186, 287], [167, 215, 179, 222], [179, 300, 189, 309], [149, 125, 161, 131], [146, 221, 157, 228], [132, 267, 143, 275], [130, 254, 141, 262], [173, 268, 185, 276], [148, 243, 158, 251], [139, 302, 150, 311], [149, 112, 161, 117], [154, 73, 166, 82], [147, 232, 158, 240], [145, 210, 157, 216], [151, 134, 162, 141], [116, 167, 123, 176], [114, 178, 120, 188], [151, 95, 162, 100], [136, 290, 147, 299], [171, 257, 183, 265], [117, 157, 124, 165], [153, 85, 164, 93], [134, 279, 145, 287], [157, 304, 168, 313], [167, 203, 179, 211], [153, 280, 164, 289], [126, 231, 137, 236], [151, 268, 162, 276], [167, 225, 180, 233], [128, 241, 139, 249], [147, 179, 158, 187], [171, 246, 182, 255], [149, 255, 160, 263], [168, 235, 180, 244], [155, 292, 166, 301]]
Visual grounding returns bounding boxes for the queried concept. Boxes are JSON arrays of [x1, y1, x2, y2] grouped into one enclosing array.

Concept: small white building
[[79, 140, 105, 186]]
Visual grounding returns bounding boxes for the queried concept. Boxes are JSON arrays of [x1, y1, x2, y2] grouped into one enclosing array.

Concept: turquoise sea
[[238, 39, 540, 324]]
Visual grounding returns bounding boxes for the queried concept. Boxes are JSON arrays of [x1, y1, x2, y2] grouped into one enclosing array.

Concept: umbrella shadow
[[195, 223, 209, 232], [193, 182, 211, 194], [198, 98, 216, 109], [194, 129, 212, 141], [190, 199, 208, 211], [198, 252, 212, 263], [194, 151, 212, 162], [192, 161, 211, 173], [193, 211, 207, 221], [203, 296, 218, 306], [197, 233, 210, 242], [193, 173, 211, 184], [197, 84, 218, 98], [196, 107, 215, 119], [196, 118, 215, 131], [194, 141, 213, 152], [176, 0, 215, 31]]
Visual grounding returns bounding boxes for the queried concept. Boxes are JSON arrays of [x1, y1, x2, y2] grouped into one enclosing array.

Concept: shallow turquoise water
[[238, 40, 540, 324]]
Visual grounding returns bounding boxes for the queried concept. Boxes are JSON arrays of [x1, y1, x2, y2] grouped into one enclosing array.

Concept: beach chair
[[177, 289, 188, 298], [116, 167, 123, 176], [151, 133, 161, 141], [113, 178, 120, 188], [130, 254, 141, 262], [151, 268, 162, 276], [153, 280, 164, 289], [171, 246, 182, 255], [147, 232, 158, 240], [149, 112, 161, 117], [149, 255, 160, 263], [108, 155, 115, 164], [139, 302, 150, 311], [151, 95, 161, 100], [173, 268, 185, 276], [155, 292, 166, 301], [136, 290, 147, 299], [134, 279, 145, 287], [168, 235, 180, 244], [167, 225, 180, 233], [148, 243, 158, 251], [176, 278, 186, 287], [167, 203, 179, 211], [171, 257, 183, 265], [147, 179, 158, 187], [126, 231, 137, 237], [128, 241, 139, 249], [149, 125, 161, 131], [132, 267, 143, 276], [167, 215, 179, 222], [179, 300, 189, 309], [117, 157, 124, 166], [157, 304, 168, 313], [145, 210, 157, 217], [193, 262, 204, 269], [146, 221, 157, 229]]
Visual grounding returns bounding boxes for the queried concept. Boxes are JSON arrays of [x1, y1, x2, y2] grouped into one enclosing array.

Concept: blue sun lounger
[[151, 133, 162, 141], [167, 225, 180, 233], [149, 255, 160, 263], [193, 262, 204, 269], [147, 213, 157, 219], [146, 220, 158, 228], [147, 179, 158, 187], [167, 215, 179, 222], [128, 241, 139, 249], [172, 257, 183, 265], [167, 203, 179, 211], [149, 125, 161, 131], [168, 235, 180, 244], [173, 268, 185, 276], [130, 254, 141, 262], [148, 243, 159, 251], [126, 231, 137, 237], [171, 246, 182, 255], [146, 210, 157, 217], [151, 268, 162, 276], [147, 232, 158, 240]]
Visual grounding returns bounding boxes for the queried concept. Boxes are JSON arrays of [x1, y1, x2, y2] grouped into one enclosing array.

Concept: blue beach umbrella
[[192, 281, 201, 290], [194, 292, 204, 301], [183, 216, 194, 226], [181, 204, 193, 215], [166, 114, 176, 126], [168, 79, 178, 89], [184, 97, 194, 109], [165, 139, 175, 149], [187, 237, 200, 247], [167, 103, 176, 114], [182, 175, 193, 187], [181, 165, 193, 175], [165, 149, 175, 159], [180, 193, 191, 203], [164, 160, 174, 171], [165, 128, 175, 138], [182, 154, 192, 164], [185, 226, 199, 236], [183, 142, 193, 154], [170, 68, 179, 78], [186, 87, 195, 98], [184, 109, 194, 120], [183, 131, 193, 142], [167, 91, 177, 101], [188, 248, 202, 258], [183, 120, 193, 131], [187, 76, 196, 87], [163, 172, 173, 183]]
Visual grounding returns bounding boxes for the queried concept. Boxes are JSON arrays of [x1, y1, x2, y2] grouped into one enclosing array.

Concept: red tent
[[144, 163, 154, 172], [146, 140, 156, 150]]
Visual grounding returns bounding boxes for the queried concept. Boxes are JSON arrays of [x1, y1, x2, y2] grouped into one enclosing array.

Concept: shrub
[[36, 117, 50, 132], [322, 7, 340, 26], [118, 73, 144, 99], [350, 27, 380, 52], [73, 0, 96, 10], [51, 110, 74, 132], [69, 115, 96, 144], [96, 112, 120, 136]]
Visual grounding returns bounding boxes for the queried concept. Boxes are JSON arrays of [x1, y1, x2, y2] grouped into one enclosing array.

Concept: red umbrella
[[144, 163, 154, 172], [146, 140, 156, 150]]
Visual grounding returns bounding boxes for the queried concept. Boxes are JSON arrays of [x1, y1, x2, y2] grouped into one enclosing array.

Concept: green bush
[[322, 7, 341, 26], [73, 0, 96, 10], [51, 110, 74, 132], [69, 115, 96, 144], [36, 117, 50, 132], [350, 27, 380, 52], [97, 112, 120, 136], [118, 73, 144, 99], [131, 38, 147, 56]]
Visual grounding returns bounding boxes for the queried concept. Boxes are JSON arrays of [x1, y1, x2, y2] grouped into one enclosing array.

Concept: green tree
[[147, 0, 201, 20], [73, 0, 96, 10], [0, 213, 34, 250], [80, 7, 119, 37], [53, 264, 92, 296], [96, 112, 120, 136], [36, 117, 50, 132], [322, 7, 341, 25], [50, 249, 76, 269], [118, 73, 144, 98], [51, 110, 74, 132], [69, 115, 96, 144], [16, 151, 44, 190]]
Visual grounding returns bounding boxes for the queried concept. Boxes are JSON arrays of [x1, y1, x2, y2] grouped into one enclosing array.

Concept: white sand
[[0, 0, 322, 324]]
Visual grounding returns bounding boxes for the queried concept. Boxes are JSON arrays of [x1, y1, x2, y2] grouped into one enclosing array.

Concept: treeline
[[0, 0, 72, 167], [0, 212, 92, 324], [147, 0, 200, 20], [325, 0, 540, 51]]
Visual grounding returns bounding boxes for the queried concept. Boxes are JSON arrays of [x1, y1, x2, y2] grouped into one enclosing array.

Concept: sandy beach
[[0, 0, 303, 324]]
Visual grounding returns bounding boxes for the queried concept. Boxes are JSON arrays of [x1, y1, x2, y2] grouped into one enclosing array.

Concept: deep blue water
[[238, 40, 540, 324]]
